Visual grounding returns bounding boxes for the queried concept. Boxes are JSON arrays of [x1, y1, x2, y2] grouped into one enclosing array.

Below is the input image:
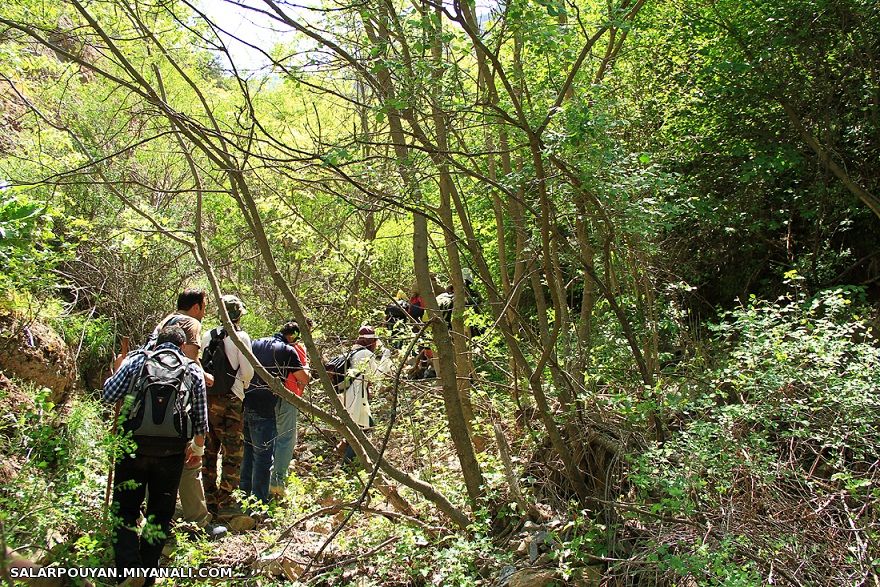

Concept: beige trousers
[[178, 463, 212, 527]]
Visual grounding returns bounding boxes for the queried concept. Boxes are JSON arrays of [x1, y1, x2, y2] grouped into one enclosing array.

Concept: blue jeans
[[239, 409, 276, 504], [271, 398, 298, 488]]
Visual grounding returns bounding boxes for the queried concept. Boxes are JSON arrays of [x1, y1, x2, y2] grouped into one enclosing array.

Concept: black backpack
[[324, 350, 357, 392], [121, 348, 194, 447], [385, 300, 410, 322], [202, 327, 236, 396]]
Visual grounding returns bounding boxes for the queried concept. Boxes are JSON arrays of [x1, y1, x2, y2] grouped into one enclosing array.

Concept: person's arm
[[190, 367, 209, 436], [185, 433, 205, 467], [182, 335, 214, 385], [235, 331, 255, 387], [293, 368, 309, 392], [279, 344, 308, 394], [185, 365, 209, 467], [102, 355, 141, 404], [181, 342, 199, 361], [181, 319, 212, 386]]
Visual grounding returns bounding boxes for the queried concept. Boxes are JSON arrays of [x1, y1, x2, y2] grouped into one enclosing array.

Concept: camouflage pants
[[202, 394, 244, 508]]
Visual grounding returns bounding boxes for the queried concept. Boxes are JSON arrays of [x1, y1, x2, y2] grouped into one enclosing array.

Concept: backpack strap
[[147, 315, 186, 351], [160, 314, 184, 329], [116, 350, 147, 422], [121, 348, 156, 425], [341, 348, 365, 390], [203, 327, 226, 361]]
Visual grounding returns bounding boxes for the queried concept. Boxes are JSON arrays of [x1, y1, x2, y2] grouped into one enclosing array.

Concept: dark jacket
[[244, 333, 303, 418]]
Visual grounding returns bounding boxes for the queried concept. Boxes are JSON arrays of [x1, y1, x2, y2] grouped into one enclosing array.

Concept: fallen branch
[[306, 537, 399, 582]]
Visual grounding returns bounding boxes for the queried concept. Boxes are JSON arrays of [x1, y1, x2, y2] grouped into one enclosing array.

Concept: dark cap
[[356, 325, 378, 348], [221, 294, 246, 321]]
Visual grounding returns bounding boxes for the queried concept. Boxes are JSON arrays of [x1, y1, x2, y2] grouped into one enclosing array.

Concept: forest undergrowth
[[1, 288, 877, 586], [2, 0, 879, 583]]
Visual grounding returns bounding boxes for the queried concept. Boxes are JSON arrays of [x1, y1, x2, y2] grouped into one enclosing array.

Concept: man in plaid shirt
[[103, 325, 208, 585]]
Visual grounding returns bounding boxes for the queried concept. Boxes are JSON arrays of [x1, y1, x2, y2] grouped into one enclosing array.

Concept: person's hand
[[185, 441, 204, 468], [185, 452, 201, 468], [111, 336, 130, 374], [204, 372, 215, 387]]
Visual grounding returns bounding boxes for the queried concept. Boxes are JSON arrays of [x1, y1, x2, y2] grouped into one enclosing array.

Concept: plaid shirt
[[103, 342, 208, 436]]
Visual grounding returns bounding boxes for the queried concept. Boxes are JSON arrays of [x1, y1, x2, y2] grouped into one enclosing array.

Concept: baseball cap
[[358, 325, 378, 339], [221, 294, 247, 321]]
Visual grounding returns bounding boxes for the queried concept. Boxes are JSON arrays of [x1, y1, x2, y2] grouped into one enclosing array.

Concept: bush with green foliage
[[0, 191, 68, 295], [627, 287, 880, 585], [0, 384, 117, 570]]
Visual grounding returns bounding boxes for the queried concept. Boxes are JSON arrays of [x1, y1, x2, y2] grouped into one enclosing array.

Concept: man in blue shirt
[[241, 321, 308, 504], [103, 325, 208, 584]]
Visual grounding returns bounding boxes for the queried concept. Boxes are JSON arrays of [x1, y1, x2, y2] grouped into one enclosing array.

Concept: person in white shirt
[[199, 295, 254, 513], [338, 325, 391, 464]]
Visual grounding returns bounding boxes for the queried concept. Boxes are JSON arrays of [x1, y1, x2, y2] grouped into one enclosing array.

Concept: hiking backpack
[[201, 327, 236, 396], [324, 350, 357, 392], [121, 348, 194, 445], [385, 300, 411, 322]]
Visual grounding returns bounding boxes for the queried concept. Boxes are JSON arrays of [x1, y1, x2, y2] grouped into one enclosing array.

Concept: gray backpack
[[121, 348, 194, 446]]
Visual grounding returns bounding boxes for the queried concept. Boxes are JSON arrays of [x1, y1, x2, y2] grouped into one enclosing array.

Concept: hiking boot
[[198, 523, 228, 541]]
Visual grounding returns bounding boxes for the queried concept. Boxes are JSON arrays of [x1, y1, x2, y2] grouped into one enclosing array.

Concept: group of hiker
[[101, 288, 391, 585], [382, 277, 483, 377]]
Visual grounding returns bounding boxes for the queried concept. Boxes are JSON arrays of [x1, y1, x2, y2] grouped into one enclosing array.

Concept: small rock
[[319, 496, 341, 507], [533, 503, 553, 520], [309, 521, 333, 535], [475, 560, 493, 579], [226, 515, 256, 532], [254, 551, 303, 581], [509, 569, 556, 587], [535, 553, 553, 565], [528, 539, 539, 563], [45, 530, 65, 550], [497, 565, 516, 586], [570, 566, 603, 587]]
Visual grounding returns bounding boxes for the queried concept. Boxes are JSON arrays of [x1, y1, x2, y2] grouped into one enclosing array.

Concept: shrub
[[627, 288, 880, 585], [0, 384, 117, 570]]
